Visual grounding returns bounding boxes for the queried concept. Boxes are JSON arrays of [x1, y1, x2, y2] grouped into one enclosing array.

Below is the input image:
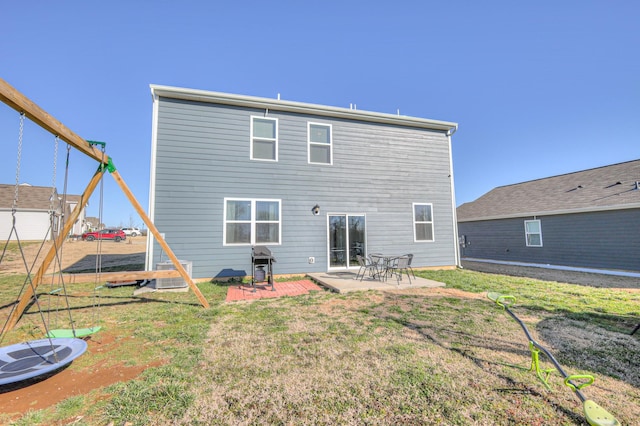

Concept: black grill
[[251, 246, 276, 292]]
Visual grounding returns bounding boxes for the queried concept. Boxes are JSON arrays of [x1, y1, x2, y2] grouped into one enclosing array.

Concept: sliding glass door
[[328, 214, 366, 269]]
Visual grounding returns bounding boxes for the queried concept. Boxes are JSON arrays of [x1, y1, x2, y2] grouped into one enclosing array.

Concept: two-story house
[[146, 85, 459, 279]]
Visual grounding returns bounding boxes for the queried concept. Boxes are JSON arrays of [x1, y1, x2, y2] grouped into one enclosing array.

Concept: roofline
[[491, 158, 640, 190], [457, 202, 640, 222], [0, 208, 55, 213], [150, 85, 458, 133]]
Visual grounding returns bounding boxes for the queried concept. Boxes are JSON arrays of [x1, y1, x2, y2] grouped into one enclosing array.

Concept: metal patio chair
[[405, 253, 416, 278], [388, 255, 412, 285], [356, 255, 378, 281]]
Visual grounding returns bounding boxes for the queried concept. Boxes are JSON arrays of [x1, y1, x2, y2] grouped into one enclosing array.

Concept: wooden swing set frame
[[0, 78, 210, 332]]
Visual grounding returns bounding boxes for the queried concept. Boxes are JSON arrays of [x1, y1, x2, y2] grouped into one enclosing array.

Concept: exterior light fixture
[[312, 204, 320, 216]]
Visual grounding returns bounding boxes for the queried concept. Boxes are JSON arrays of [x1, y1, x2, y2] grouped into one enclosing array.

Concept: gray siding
[[458, 209, 640, 272], [152, 98, 456, 278]]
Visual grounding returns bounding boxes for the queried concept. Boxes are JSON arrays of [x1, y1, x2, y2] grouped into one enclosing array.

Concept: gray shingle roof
[[0, 184, 58, 210], [457, 159, 640, 222]]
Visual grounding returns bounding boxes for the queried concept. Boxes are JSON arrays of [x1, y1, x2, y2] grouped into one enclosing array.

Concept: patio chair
[[388, 256, 412, 285], [356, 255, 378, 281], [405, 254, 416, 278]]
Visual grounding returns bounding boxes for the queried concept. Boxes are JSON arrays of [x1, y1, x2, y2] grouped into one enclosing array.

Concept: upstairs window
[[251, 117, 278, 161], [524, 220, 543, 247], [413, 203, 434, 242], [308, 122, 332, 164], [224, 198, 281, 245]]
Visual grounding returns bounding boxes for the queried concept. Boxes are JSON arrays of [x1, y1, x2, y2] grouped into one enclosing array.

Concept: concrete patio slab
[[307, 272, 446, 293]]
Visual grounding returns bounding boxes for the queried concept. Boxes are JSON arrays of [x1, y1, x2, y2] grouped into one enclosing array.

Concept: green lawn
[[0, 268, 638, 425]]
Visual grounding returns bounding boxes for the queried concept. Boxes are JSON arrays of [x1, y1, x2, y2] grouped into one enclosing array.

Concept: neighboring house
[[457, 159, 640, 273], [84, 217, 102, 231], [147, 85, 460, 279], [0, 184, 88, 241], [64, 194, 89, 236]]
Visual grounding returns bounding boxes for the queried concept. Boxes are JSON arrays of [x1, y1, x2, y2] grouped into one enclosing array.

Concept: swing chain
[[49, 136, 59, 212], [12, 112, 26, 213]]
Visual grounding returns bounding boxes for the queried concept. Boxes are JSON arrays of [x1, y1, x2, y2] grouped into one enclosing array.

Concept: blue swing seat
[[0, 338, 88, 386]]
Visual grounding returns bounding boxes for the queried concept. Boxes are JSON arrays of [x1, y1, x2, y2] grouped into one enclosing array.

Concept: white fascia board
[[457, 202, 640, 222], [150, 85, 458, 133]]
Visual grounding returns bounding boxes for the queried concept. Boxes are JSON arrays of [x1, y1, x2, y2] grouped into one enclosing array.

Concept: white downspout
[[446, 125, 461, 268]]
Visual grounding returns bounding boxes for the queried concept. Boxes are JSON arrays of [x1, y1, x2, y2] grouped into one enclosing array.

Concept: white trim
[[447, 134, 461, 267], [413, 203, 434, 242], [250, 116, 278, 162], [458, 202, 640, 223], [462, 258, 640, 278], [150, 84, 457, 133], [524, 219, 543, 247], [146, 92, 160, 271], [307, 122, 333, 165], [223, 198, 282, 246]]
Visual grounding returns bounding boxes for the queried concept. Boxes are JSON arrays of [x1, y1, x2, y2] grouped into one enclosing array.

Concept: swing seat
[[583, 400, 620, 426], [0, 338, 87, 386], [46, 326, 101, 339]]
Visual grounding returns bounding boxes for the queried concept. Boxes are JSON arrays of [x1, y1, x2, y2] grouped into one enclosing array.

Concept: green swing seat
[[46, 326, 102, 339]]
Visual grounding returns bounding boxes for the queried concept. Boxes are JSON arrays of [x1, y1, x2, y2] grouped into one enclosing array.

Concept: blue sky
[[1, 1, 638, 227]]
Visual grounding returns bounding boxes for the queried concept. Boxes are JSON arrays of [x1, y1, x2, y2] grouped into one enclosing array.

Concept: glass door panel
[[329, 215, 346, 268], [348, 216, 366, 267]]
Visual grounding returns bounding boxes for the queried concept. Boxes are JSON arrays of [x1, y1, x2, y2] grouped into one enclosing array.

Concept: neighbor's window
[[413, 203, 434, 242], [524, 220, 543, 247], [308, 122, 332, 164], [251, 116, 278, 161], [224, 198, 281, 245]]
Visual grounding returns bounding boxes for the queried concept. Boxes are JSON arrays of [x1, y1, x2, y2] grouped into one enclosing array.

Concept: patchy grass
[[0, 269, 638, 425]]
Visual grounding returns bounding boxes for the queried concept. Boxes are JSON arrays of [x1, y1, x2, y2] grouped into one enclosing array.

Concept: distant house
[[457, 160, 640, 273], [0, 184, 88, 241], [84, 216, 103, 232], [147, 85, 460, 279], [64, 194, 87, 236]]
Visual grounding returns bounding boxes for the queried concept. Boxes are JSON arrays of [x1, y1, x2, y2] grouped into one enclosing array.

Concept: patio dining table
[[369, 254, 405, 281]]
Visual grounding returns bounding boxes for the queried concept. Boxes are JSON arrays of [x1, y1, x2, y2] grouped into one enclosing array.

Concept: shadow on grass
[[63, 254, 145, 273], [2, 292, 204, 322]]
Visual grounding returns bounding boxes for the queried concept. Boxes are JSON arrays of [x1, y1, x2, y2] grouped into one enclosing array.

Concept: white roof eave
[[150, 84, 458, 133]]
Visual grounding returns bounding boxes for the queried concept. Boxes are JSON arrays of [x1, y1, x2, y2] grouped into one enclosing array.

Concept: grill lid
[[252, 245, 276, 261]]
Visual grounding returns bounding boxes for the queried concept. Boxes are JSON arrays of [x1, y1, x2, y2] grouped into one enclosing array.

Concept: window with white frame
[[524, 219, 542, 247], [224, 198, 281, 245], [308, 122, 332, 164], [413, 203, 434, 242], [251, 116, 278, 161]]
